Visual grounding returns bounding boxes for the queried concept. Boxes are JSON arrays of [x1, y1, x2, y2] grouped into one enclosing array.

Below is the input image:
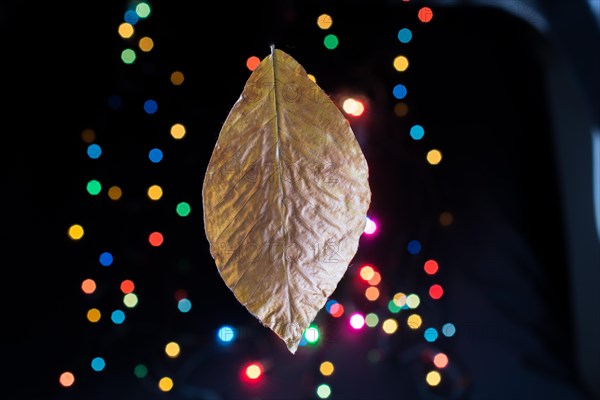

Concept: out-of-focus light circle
[[393, 55, 409, 72], [176, 202, 191, 217], [144, 99, 158, 114], [320, 361, 334, 376], [87, 308, 101, 323], [165, 341, 181, 358], [433, 353, 449, 368], [406, 294, 420, 309], [245, 363, 263, 380], [304, 325, 320, 344], [87, 144, 102, 159], [118, 22, 134, 38], [368, 271, 381, 285], [119, 279, 135, 295], [148, 148, 163, 164], [424, 327, 438, 342], [149, 232, 164, 247], [382, 318, 398, 334], [427, 149, 442, 165], [99, 252, 113, 267], [59, 371, 75, 387], [442, 322, 456, 337], [394, 102, 409, 117], [429, 284, 444, 300], [178, 298, 192, 313], [121, 48, 136, 64], [170, 123, 186, 139], [323, 34, 339, 50], [147, 184, 163, 200], [135, 2, 151, 18], [418, 7, 434, 23], [158, 377, 174, 392], [407, 314, 422, 329], [329, 303, 344, 318], [407, 240, 421, 254], [393, 292, 407, 307], [87, 179, 102, 195], [91, 357, 105, 372], [365, 313, 379, 327], [393, 84, 407, 99], [439, 211, 454, 226], [139, 36, 154, 52], [174, 289, 187, 301], [317, 14, 333, 29], [424, 259, 439, 275], [364, 216, 377, 234], [134, 364, 148, 378], [410, 124, 425, 140], [365, 286, 380, 301], [246, 56, 261, 71], [359, 265, 375, 281], [342, 98, 365, 117], [426, 370, 441, 386], [349, 313, 365, 330], [124, 10, 139, 24], [316, 384, 332, 399], [217, 326, 236, 343], [81, 128, 96, 143], [111, 309, 125, 324], [397, 28, 412, 43], [123, 293, 138, 308], [171, 71, 185, 85], [81, 279, 96, 294], [108, 186, 122, 200], [388, 299, 401, 314]]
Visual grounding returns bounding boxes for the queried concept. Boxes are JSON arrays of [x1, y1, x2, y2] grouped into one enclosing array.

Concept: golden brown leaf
[[202, 47, 371, 353]]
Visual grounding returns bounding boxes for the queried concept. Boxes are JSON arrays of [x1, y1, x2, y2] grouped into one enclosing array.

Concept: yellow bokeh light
[[87, 308, 101, 323], [393, 292, 407, 307], [365, 286, 380, 301], [426, 371, 442, 386], [382, 318, 398, 334], [147, 185, 163, 200], [165, 342, 180, 358], [319, 361, 334, 376], [158, 377, 174, 392], [308, 74, 317, 83], [139, 36, 154, 52], [118, 22, 134, 39], [359, 265, 375, 281], [68, 224, 84, 240], [317, 14, 333, 30], [407, 314, 422, 329], [170, 71, 184, 85], [170, 123, 186, 139], [81, 128, 96, 143], [108, 186, 122, 200], [393, 55, 409, 72], [246, 364, 262, 379], [427, 149, 443, 165]]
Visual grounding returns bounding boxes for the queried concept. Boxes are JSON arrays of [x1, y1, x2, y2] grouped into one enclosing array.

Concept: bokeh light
[[147, 184, 163, 200], [123, 293, 138, 308], [158, 377, 174, 392], [177, 298, 192, 313], [170, 123, 186, 139], [165, 341, 181, 358], [342, 98, 365, 117], [217, 326, 236, 344], [87, 308, 101, 323], [148, 148, 163, 163], [149, 231, 164, 247], [393, 55, 409, 72], [427, 149, 443, 165], [439, 211, 454, 226], [394, 102, 409, 117], [246, 56, 261, 71], [111, 309, 125, 324], [418, 7, 434, 23], [91, 357, 105, 372], [365, 286, 380, 301], [365, 313, 379, 327], [320, 361, 334, 376], [170, 71, 184, 85], [433, 353, 449, 368], [424, 327, 438, 342], [323, 34, 339, 50], [59, 371, 75, 388], [120, 279, 135, 294], [442, 322, 456, 337], [410, 124, 425, 140], [426, 370, 441, 386], [329, 303, 344, 318], [424, 259, 439, 275], [407, 239, 421, 254], [364, 216, 377, 234], [81, 128, 95, 143], [176, 202, 191, 217], [81, 279, 96, 294], [316, 383, 332, 399], [407, 314, 422, 329], [317, 14, 333, 29], [359, 265, 375, 281], [138, 36, 154, 52], [244, 362, 263, 381], [134, 364, 148, 378], [99, 252, 113, 267], [406, 294, 420, 309], [108, 186, 122, 200], [349, 313, 365, 330], [135, 2, 151, 18], [304, 325, 320, 344], [397, 28, 412, 43], [87, 144, 102, 159], [144, 99, 158, 114], [393, 84, 407, 99], [382, 318, 398, 334], [368, 271, 382, 285], [429, 284, 444, 300], [87, 179, 102, 195], [118, 22, 134, 38], [121, 48, 136, 64]]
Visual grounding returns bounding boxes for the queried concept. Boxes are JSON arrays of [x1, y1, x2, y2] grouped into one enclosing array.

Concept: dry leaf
[[202, 47, 371, 353]]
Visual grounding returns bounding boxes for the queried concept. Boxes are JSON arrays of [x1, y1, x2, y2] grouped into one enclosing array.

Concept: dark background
[[2, 0, 599, 399]]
